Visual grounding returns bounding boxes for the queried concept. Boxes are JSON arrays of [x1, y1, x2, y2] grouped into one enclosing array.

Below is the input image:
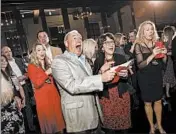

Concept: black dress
[[135, 43, 164, 102]]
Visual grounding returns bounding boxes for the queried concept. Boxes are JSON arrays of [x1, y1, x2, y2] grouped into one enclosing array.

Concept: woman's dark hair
[[163, 26, 175, 47], [37, 30, 48, 39], [1, 55, 13, 81], [97, 32, 115, 52]]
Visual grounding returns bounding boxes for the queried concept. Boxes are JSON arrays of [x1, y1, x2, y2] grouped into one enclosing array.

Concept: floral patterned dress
[[1, 73, 25, 134], [1, 101, 25, 134], [100, 83, 131, 130]]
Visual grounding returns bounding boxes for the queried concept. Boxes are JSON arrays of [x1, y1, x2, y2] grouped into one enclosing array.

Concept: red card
[[155, 41, 165, 59], [115, 66, 128, 72], [111, 66, 127, 83], [111, 75, 120, 83]]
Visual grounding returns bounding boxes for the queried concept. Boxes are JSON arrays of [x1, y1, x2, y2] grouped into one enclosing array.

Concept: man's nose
[[77, 39, 82, 43]]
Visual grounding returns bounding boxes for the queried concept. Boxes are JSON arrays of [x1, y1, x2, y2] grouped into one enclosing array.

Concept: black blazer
[[93, 52, 134, 98]]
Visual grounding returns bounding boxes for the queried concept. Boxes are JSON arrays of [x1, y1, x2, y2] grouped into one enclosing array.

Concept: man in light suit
[[37, 31, 63, 60], [51, 30, 116, 134]]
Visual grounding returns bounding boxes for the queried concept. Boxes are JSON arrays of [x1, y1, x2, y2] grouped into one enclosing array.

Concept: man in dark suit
[[2, 46, 36, 132], [124, 30, 140, 109], [124, 30, 137, 58]]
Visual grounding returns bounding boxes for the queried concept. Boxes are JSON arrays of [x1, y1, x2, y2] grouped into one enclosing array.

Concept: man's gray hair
[[64, 30, 80, 42], [1, 46, 10, 54]]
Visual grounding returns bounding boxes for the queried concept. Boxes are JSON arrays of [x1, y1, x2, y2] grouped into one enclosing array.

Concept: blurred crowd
[[1, 20, 176, 134]]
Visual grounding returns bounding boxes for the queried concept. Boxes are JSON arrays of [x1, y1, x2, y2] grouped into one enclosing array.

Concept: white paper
[[111, 59, 134, 71]]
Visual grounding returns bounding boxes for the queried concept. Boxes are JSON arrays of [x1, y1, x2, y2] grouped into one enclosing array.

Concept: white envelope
[[111, 59, 134, 71]]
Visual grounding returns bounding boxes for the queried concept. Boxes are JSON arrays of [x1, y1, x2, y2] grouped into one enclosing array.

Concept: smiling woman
[[93, 32, 131, 133]]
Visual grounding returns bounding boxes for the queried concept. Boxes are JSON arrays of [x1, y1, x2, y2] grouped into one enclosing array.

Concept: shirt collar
[[8, 57, 15, 62], [45, 45, 51, 50], [66, 51, 85, 61]]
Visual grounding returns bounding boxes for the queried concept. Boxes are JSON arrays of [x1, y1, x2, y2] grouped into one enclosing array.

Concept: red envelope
[[155, 41, 165, 59], [115, 66, 128, 72], [111, 66, 127, 83], [111, 75, 120, 83]]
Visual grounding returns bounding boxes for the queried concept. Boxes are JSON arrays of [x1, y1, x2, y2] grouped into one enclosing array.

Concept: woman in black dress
[[134, 21, 167, 134]]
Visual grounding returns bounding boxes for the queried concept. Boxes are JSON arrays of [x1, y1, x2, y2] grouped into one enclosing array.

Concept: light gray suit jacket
[[51, 51, 103, 133]]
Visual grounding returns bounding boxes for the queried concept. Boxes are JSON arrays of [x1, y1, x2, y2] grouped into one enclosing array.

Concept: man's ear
[[65, 41, 68, 48]]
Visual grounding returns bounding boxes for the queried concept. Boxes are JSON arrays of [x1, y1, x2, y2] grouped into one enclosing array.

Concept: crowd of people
[[1, 20, 176, 134]]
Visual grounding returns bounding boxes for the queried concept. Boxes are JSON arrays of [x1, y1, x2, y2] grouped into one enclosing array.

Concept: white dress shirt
[[45, 45, 53, 61], [8, 58, 25, 85]]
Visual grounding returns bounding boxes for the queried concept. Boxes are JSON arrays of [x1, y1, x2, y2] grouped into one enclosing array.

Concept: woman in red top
[[28, 42, 65, 134]]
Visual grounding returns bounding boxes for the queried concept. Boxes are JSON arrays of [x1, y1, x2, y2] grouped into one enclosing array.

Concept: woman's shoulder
[[28, 63, 39, 70], [134, 43, 143, 51]]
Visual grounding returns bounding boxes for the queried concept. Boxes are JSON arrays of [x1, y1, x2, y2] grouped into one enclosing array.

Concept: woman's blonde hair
[[30, 42, 51, 70], [114, 33, 123, 47], [135, 20, 159, 45], [82, 39, 97, 59], [1, 74, 14, 105]]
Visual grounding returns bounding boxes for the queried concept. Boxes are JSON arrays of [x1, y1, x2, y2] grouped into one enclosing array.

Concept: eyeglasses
[[104, 41, 115, 45]]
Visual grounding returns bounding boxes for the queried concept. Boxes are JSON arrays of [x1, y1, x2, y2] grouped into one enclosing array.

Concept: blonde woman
[[82, 38, 98, 69], [27, 42, 65, 134], [134, 20, 167, 134]]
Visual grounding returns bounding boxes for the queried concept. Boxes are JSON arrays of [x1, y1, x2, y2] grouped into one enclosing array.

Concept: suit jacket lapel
[[64, 51, 92, 76], [84, 61, 92, 75], [50, 46, 55, 58]]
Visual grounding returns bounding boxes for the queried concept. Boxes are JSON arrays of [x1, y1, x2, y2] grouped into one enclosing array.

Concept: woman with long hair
[[1, 55, 25, 134], [94, 33, 131, 134], [82, 38, 98, 69], [162, 26, 176, 97], [134, 20, 167, 134], [27, 42, 65, 134]]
